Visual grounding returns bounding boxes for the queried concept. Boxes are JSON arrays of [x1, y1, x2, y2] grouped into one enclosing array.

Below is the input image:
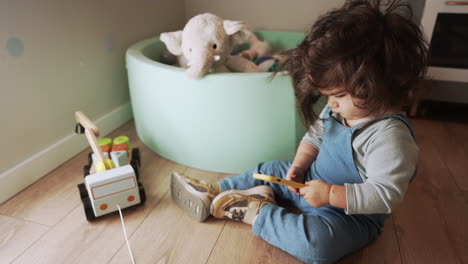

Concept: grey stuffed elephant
[[160, 13, 261, 79]]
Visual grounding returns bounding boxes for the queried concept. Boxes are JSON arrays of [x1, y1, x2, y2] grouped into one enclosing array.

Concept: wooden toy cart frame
[[75, 111, 146, 221]]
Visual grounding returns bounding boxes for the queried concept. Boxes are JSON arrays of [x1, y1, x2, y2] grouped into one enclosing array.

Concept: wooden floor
[[1, 118, 468, 264]]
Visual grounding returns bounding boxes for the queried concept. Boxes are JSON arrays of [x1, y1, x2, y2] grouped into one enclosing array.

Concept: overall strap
[[321, 105, 416, 141]]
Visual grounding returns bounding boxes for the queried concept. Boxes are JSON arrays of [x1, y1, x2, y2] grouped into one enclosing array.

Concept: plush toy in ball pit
[[160, 13, 261, 79]]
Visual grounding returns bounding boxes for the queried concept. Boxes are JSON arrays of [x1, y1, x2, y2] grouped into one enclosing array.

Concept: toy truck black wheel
[[82, 196, 96, 221], [78, 183, 95, 221], [83, 165, 91, 177], [131, 159, 140, 180], [87, 152, 93, 166], [78, 183, 88, 199], [132, 148, 141, 167], [138, 182, 146, 204]]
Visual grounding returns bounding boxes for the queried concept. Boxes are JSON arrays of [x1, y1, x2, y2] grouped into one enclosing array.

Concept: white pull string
[[117, 204, 136, 264]]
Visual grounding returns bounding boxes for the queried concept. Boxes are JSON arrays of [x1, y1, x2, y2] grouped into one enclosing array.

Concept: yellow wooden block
[[95, 159, 116, 173]]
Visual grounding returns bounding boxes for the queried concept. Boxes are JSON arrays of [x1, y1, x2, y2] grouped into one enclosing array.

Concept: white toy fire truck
[[75, 111, 146, 221]]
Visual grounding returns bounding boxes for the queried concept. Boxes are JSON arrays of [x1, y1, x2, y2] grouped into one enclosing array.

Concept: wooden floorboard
[[0, 215, 49, 264], [1, 119, 467, 264], [428, 122, 468, 192], [109, 174, 226, 264], [207, 220, 303, 264], [392, 119, 468, 264], [0, 151, 88, 227]]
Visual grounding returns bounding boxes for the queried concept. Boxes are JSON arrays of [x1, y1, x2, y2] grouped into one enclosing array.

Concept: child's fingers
[[286, 172, 296, 180], [288, 186, 299, 194], [299, 187, 307, 196]]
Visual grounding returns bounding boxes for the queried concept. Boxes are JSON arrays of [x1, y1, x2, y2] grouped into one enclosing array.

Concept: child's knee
[[293, 235, 337, 263]]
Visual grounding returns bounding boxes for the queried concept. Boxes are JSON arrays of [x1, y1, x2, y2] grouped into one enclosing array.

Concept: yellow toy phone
[[253, 173, 307, 189]]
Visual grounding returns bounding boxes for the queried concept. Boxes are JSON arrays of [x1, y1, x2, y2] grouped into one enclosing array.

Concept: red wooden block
[[101, 144, 110, 154], [112, 143, 128, 152]]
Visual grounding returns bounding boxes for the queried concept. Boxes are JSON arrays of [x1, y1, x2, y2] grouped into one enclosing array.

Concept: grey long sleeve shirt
[[302, 108, 419, 215]]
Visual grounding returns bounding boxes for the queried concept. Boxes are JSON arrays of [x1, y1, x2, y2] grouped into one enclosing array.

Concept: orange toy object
[[101, 145, 111, 155], [112, 143, 128, 152]]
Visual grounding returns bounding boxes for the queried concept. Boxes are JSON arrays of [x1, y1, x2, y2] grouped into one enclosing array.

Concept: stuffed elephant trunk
[[186, 50, 215, 79]]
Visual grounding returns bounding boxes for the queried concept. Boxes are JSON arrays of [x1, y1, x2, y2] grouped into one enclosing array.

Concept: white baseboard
[[0, 103, 133, 204]]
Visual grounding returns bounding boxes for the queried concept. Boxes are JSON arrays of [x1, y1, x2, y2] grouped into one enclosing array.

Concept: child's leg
[[219, 160, 300, 205], [253, 204, 381, 264], [171, 160, 301, 222]]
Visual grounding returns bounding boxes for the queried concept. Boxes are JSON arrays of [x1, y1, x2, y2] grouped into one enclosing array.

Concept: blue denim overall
[[219, 107, 416, 264]]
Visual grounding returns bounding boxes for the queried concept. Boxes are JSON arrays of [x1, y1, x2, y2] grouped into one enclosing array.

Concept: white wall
[[184, 0, 346, 32], [0, 0, 185, 203]]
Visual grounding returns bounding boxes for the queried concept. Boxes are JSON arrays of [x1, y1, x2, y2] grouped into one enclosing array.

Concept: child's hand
[[299, 180, 331, 208], [286, 165, 306, 194]]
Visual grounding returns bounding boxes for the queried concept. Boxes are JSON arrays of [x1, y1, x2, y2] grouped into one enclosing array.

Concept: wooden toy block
[[112, 143, 128, 152], [101, 144, 111, 154], [111, 150, 129, 167], [98, 137, 113, 148], [114, 136, 131, 150]]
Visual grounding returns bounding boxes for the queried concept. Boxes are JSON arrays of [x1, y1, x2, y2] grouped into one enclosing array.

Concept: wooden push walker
[[75, 111, 146, 221]]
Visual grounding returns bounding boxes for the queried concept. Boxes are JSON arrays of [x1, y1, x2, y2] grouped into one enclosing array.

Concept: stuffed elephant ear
[[223, 20, 253, 46], [160, 30, 183, 56]]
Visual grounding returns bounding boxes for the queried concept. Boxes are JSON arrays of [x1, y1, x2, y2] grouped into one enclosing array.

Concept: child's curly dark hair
[[279, 0, 428, 126]]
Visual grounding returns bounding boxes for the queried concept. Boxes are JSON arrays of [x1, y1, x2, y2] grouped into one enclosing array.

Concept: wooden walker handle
[[75, 111, 110, 170]]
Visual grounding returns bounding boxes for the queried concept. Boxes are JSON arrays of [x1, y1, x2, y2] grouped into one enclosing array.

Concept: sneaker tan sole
[[171, 172, 210, 222], [210, 185, 275, 219]]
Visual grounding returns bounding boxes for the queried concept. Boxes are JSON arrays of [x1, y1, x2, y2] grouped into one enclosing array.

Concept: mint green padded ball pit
[[126, 31, 308, 174]]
